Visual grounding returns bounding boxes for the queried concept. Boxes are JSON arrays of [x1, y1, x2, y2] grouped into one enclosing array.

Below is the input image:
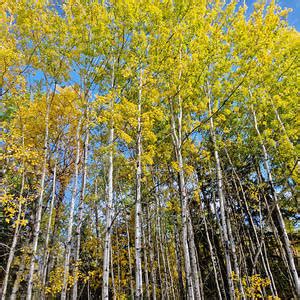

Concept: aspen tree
[[102, 58, 115, 300], [61, 115, 82, 300], [27, 94, 52, 300]]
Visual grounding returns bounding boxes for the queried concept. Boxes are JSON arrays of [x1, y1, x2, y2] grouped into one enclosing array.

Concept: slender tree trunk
[[10, 256, 25, 300], [2, 168, 25, 300], [135, 69, 143, 299], [175, 144, 194, 299], [169, 46, 195, 299], [72, 126, 89, 300], [164, 229, 176, 299], [154, 190, 163, 297], [143, 220, 151, 300], [110, 244, 116, 300], [204, 184, 227, 298], [170, 97, 194, 299], [208, 99, 235, 300], [203, 210, 222, 299], [226, 208, 245, 299], [145, 205, 157, 300], [87, 281, 90, 300], [252, 107, 300, 297], [210, 187, 229, 297], [102, 59, 115, 300], [158, 216, 169, 298], [187, 212, 202, 299], [61, 117, 82, 300], [116, 227, 121, 298], [10, 239, 30, 299], [41, 162, 57, 298], [174, 219, 185, 299], [94, 180, 100, 241], [26, 95, 52, 300], [257, 168, 287, 295], [166, 255, 175, 299], [126, 218, 135, 300]]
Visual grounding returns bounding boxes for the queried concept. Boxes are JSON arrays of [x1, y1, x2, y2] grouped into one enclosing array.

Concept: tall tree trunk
[[169, 45, 195, 299], [41, 162, 57, 297], [202, 181, 228, 298], [115, 227, 121, 298], [126, 218, 135, 300], [187, 212, 202, 299], [146, 205, 156, 300], [164, 228, 176, 299], [142, 219, 151, 300], [208, 99, 235, 300], [170, 97, 194, 299], [158, 218, 169, 299], [102, 59, 115, 300], [26, 94, 52, 300], [72, 126, 89, 300], [226, 208, 245, 299], [61, 117, 82, 300], [94, 179, 100, 242], [10, 255, 25, 300], [2, 167, 25, 300], [174, 219, 185, 299], [154, 182, 163, 297], [135, 69, 143, 299], [203, 210, 222, 299], [110, 244, 116, 300], [252, 106, 300, 297]]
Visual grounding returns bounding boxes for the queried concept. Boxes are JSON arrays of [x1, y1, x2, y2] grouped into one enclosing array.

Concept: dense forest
[[0, 0, 299, 299]]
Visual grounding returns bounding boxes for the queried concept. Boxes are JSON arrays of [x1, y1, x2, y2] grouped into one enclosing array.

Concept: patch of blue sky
[[245, 0, 299, 30], [275, 0, 299, 30], [222, 1, 299, 31]]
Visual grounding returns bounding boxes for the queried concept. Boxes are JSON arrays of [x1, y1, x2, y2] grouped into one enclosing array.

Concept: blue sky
[[276, 0, 300, 29], [246, 0, 300, 30]]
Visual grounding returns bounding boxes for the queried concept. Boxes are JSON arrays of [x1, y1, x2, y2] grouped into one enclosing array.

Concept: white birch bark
[[142, 219, 151, 300], [187, 213, 202, 299], [146, 206, 156, 300], [10, 257, 25, 300], [165, 236, 176, 300], [110, 243, 116, 300], [61, 117, 82, 300], [102, 59, 115, 300], [208, 99, 235, 300], [41, 162, 57, 297], [72, 125, 89, 300], [174, 219, 185, 299], [158, 216, 169, 298], [170, 98, 194, 299], [126, 218, 135, 300], [26, 98, 51, 300], [135, 69, 143, 299]]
